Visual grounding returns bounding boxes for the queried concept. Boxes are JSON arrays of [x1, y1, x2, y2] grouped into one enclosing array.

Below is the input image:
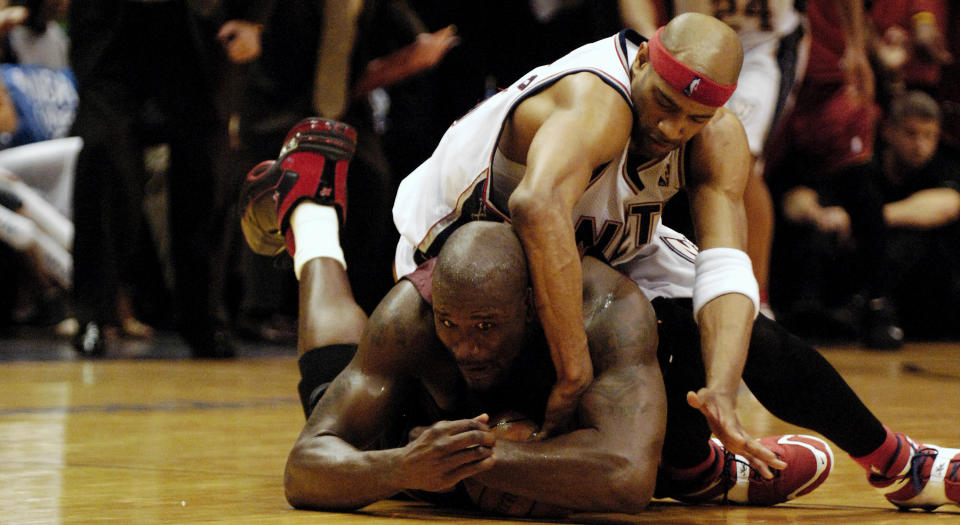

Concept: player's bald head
[[660, 12, 742, 86], [433, 222, 529, 302]]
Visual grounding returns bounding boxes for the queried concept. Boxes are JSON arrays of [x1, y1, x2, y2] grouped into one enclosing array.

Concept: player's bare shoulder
[[361, 280, 439, 370], [550, 72, 633, 113], [690, 107, 750, 158], [580, 257, 657, 369], [502, 72, 633, 162], [686, 106, 751, 185]]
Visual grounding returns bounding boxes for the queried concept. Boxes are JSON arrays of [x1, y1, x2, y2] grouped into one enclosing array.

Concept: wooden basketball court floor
[[1, 328, 959, 524]]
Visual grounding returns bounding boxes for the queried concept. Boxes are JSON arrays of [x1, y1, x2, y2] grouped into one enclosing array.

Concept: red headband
[[647, 27, 736, 107]]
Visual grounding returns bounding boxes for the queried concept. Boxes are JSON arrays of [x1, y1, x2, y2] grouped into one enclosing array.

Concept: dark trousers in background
[[70, 0, 226, 349]]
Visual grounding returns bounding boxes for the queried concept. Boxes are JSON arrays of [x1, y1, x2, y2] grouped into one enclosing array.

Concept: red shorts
[[782, 84, 879, 176], [404, 257, 437, 304]]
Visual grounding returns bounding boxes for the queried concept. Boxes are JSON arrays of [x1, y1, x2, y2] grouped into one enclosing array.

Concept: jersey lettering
[[575, 217, 622, 260], [629, 203, 663, 248], [575, 203, 663, 263]]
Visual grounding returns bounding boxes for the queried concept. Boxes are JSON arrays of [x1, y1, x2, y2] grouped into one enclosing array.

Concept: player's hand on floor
[[687, 388, 786, 479], [400, 415, 496, 492]]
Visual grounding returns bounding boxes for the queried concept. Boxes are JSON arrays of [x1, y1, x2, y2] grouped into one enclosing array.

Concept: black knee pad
[[297, 344, 357, 418]]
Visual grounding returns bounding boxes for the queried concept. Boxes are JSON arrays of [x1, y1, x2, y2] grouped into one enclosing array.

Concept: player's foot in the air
[[240, 117, 356, 256]]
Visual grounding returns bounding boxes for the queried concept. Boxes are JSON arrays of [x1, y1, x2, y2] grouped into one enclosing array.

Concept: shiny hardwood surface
[[1, 332, 958, 524]]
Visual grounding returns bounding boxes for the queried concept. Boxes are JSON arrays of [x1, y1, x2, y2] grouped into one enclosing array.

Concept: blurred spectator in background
[[872, 91, 960, 338], [1, 0, 68, 67], [936, 5, 960, 151], [773, 90, 960, 342], [0, 161, 73, 332], [869, 0, 951, 104], [0, 0, 86, 334], [187, 1, 289, 344], [766, 0, 904, 349], [69, 0, 231, 357]]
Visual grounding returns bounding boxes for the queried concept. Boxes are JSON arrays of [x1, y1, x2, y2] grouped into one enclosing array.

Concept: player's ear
[[632, 41, 651, 76]]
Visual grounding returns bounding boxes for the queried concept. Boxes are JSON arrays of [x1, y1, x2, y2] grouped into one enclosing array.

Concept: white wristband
[[692, 247, 759, 322]]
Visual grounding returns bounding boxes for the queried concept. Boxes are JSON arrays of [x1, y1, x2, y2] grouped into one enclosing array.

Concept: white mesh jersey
[[393, 30, 697, 299]]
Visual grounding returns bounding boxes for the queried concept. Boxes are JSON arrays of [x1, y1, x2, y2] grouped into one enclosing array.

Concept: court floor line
[[0, 396, 298, 416], [900, 362, 960, 382], [0, 459, 283, 478]]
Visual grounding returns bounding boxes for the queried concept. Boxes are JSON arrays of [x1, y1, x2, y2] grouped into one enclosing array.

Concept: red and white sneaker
[[871, 440, 960, 511], [239, 117, 357, 256], [666, 435, 834, 506]]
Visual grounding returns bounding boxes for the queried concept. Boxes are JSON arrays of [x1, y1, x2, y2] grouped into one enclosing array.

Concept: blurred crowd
[[1, 0, 958, 356]]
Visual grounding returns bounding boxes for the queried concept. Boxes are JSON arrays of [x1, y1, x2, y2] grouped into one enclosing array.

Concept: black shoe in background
[[73, 321, 106, 357], [183, 327, 236, 359], [861, 297, 904, 350]]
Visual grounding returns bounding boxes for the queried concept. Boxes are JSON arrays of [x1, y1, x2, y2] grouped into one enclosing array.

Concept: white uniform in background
[[672, 0, 803, 155], [393, 31, 697, 300]]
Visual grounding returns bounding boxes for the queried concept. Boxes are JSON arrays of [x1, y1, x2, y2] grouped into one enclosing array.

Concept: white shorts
[[725, 38, 781, 157]]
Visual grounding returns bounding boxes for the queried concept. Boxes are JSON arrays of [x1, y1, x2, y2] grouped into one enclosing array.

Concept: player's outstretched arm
[[505, 72, 634, 439], [684, 109, 784, 477], [469, 257, 666, 513], [284, 282, 496, 510]]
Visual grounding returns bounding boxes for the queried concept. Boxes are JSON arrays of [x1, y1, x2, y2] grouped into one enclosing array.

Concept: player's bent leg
[[237, 119, 366, 418], [743, 314, 890, 456], [659, 435, 833, 506], [297, 257, 366, 356], [239, 117, 357, 257], [293, 230, 365, 420], [745, 310, 959, 510]]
